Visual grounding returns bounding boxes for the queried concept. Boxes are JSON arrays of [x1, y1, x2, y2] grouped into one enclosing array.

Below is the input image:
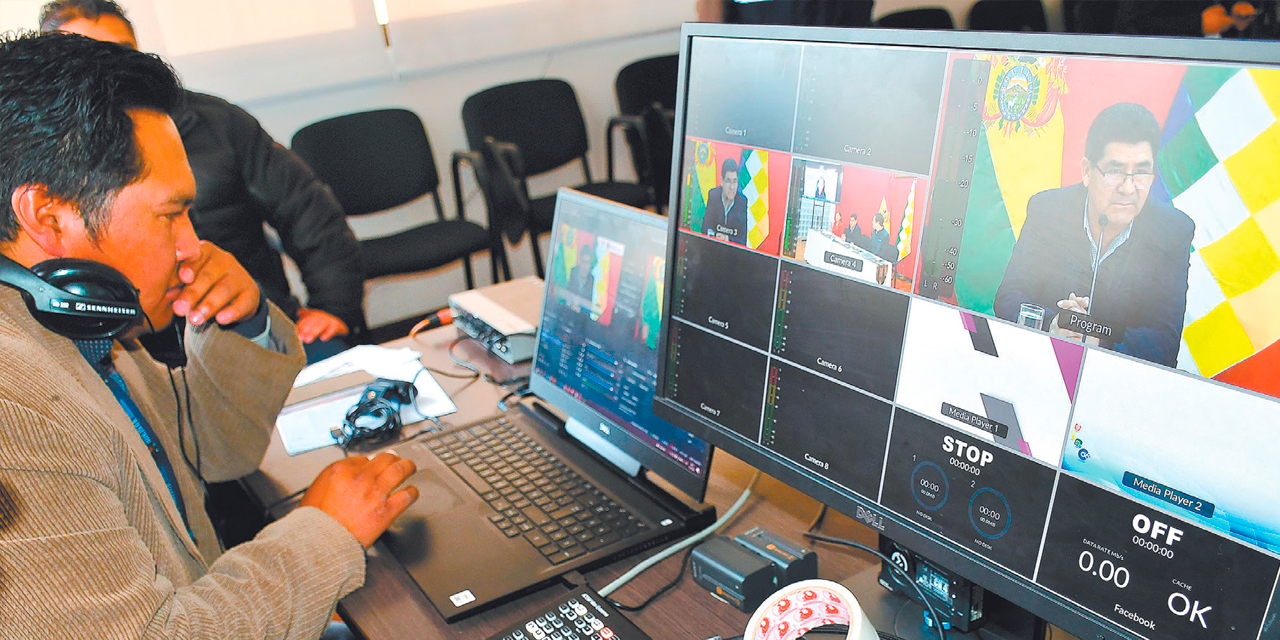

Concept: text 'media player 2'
[[656, 24, 1280, 640]]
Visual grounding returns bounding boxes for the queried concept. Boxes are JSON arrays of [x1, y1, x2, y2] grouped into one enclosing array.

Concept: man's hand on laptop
[[301, 451, 421, 548]]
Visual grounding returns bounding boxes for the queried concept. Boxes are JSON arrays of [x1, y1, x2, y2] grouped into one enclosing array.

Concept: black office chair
[[613, 54, 679, 213], [461, 79, 653, 277], [1062, 0, 1118, 33], [875, 7, 955, 29], [967, 0, 1047, 31], [290, 109, 499, 308]]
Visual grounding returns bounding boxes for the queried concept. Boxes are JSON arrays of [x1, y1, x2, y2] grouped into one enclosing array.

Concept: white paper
[[292, 345, 426, 388], [278, 345, 458, 455]]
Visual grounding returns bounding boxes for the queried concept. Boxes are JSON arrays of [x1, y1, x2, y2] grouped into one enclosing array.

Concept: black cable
[[497, 386, 536, 412], [406, 367, 429, 420], [807, 503, 829, 533], [447, 335, 530, 389], [144, 314, 202, 481], [802, 531, 948, 640], [180, 367, 199, 479], [261, 486, 308, 520], [334, 379, 417, 448], [423, 363, 481, 380], [606, 547, 695, 612]]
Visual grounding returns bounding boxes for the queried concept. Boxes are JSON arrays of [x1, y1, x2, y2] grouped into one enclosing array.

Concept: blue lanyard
[[76, 341, 195, 542]]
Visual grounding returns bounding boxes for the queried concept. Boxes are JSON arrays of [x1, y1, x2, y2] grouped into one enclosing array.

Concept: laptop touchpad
[[406, 468, 463, 516]]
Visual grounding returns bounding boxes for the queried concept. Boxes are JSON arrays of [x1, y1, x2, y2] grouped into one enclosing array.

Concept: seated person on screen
[[0, 32, 418, 638], [41, 0, 366, 363], [703, 157, 749, 245], [567, 240, 597, 308], [842, 211, 867, 246], [814, 176, 827, 200], [993, 102, 1194, 368], [869, 212, 892, 255]]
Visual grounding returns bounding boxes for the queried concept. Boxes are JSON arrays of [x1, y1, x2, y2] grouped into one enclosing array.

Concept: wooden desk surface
[[342, 451, 893, 640], [244, 324, 978, 640]]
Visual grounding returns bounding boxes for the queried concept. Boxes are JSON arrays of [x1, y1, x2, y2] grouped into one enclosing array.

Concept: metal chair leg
[[462, 254, 475, 290], [530, 236, 545, 279]]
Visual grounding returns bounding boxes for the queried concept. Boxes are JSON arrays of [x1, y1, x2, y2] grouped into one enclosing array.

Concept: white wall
[[1, 0, 1067, 327], [249, 27, 685, 326], [1, 0, 691, 327]]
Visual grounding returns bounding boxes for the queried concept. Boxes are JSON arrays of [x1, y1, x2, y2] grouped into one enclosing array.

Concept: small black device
[[0, 254, 142, 339], [138, 316, 188, 368], [334, 378, 418, 448], [483, 584, 652, 640], [691, 536, 780, 613], [878, 536, 985, 633], [733, 526, 818, 586]]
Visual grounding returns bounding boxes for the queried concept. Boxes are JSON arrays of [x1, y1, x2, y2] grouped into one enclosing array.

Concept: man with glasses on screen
[[994, 102, 1195, 368]]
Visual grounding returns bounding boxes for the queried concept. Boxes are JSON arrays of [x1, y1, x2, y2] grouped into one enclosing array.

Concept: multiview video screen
[[656, 25, 1280, 640]]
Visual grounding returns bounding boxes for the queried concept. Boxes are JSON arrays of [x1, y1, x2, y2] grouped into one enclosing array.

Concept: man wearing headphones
[[0, 32, 418, 638]]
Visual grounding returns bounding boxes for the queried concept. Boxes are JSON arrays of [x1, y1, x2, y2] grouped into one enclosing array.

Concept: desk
[[246, 324, 1063, 640], [802, 229, 894, 286]]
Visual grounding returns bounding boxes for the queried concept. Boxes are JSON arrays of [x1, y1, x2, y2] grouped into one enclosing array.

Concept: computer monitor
[[532, 188, 713, 502], [654, 23, 1280, 640]]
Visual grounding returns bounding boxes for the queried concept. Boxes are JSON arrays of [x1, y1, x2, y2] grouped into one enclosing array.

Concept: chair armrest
[[656, 105, 676, 138], [606, 114, 646, 183], [482, 137, 532, 213], [451, 149, 488, 224]]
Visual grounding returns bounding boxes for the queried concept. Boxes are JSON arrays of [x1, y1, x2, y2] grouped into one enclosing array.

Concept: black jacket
[[993, 184, 1194, 368], [176, 91, 366, 330]]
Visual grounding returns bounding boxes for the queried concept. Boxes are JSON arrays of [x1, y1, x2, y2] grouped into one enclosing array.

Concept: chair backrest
[[875, 7, 955, 29], [967, 0, 1047, 31], [461, 79, 589, 178], [615, 54, 679, 117], [615, 55, 679, 208], [725, 0, 873, 26], [291, 108, 439, 217], [638, 103, 676, 209], [1062, 0, 1118, 33]]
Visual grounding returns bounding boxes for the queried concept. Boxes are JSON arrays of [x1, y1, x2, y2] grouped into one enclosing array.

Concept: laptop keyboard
[[422, 418, 650, 564]]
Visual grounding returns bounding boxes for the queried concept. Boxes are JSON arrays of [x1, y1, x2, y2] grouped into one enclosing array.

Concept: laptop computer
[[383, 188, 717, 622]]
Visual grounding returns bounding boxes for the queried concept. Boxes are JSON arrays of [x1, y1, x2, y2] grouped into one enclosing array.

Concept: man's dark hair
[[39, 0, 134, 34], [721, 158, 739, 179], [1084, 102, 1163, 162], [0, 32, 182, 242]]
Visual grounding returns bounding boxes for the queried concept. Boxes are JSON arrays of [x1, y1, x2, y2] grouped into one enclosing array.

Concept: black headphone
[[0, 254, 142, 340]]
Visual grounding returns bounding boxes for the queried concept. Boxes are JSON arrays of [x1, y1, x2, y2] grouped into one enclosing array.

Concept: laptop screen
[[530, 189, 712, 502]]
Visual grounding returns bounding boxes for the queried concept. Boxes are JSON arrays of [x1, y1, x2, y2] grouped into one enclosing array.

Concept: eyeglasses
[[1092, 162, 1156, 188]]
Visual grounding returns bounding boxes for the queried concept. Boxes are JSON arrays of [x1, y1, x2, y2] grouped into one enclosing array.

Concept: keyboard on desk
[[421, 418, 651, 565]]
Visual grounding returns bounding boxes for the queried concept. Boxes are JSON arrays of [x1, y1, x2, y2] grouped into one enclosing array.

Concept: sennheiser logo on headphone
[[51, 298, 136, 316]]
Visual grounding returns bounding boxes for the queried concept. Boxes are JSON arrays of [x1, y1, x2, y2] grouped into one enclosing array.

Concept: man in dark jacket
[[703, 158, 749, 246], [994, 103, 1194, 368], [42, 0, 366, 362]]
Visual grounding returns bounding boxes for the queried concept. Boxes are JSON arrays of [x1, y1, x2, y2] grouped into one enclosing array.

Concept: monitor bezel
[[653, 23, 1280, 640], [531, 188, 713, 504]]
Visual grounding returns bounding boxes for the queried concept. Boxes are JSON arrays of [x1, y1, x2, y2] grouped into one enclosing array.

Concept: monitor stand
[[845, 564, 1057, 640]]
